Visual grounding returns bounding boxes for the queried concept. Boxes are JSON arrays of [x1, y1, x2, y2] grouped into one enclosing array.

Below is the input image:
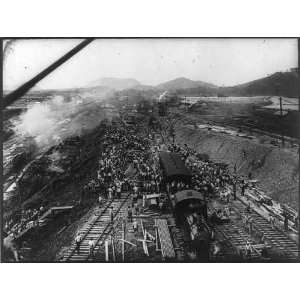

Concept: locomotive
[[159, 151, 211, 260]]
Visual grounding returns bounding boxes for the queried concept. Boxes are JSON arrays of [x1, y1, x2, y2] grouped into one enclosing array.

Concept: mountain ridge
[[86, 77, 141, 90], [219, 71, 299, 97], [156, 77, 217, 90], [23, 70, 298, 98]]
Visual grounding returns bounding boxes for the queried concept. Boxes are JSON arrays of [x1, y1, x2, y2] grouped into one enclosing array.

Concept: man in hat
[[75, 233, 82, 254]]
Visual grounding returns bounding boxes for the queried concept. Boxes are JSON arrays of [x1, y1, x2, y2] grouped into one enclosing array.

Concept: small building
[[181, 97, 199, 105]]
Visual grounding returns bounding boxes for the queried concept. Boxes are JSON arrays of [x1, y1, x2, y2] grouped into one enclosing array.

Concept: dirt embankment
[[175, 126, 299, 210]]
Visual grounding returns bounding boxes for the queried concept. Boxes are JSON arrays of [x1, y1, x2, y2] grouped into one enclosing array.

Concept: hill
[[156, 77, 217, 91], [220, 71, 299, 97], [20, 71, 298, 99], [161, 71, 299, 98], [86, 77, 141, 90]]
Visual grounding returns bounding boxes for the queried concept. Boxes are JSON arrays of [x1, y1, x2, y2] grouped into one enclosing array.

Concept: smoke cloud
[[13, 95, 113, 152]]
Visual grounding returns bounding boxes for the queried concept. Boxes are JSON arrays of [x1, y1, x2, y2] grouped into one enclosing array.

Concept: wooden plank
[[156, 219, 175, 258], [51, 206, 74, 210]]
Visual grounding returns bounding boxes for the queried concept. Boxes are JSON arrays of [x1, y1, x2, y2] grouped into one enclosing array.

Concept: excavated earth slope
[[175, 126, 299, 211]]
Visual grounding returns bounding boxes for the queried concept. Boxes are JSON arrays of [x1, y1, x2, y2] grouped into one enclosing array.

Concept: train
[[158, 151, 211, 260]]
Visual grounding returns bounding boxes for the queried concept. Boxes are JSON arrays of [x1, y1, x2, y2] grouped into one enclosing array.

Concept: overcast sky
[[3, 38, 298, 90]]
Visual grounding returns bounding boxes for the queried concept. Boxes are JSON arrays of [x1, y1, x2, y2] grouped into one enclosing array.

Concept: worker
[[75, 233, 82, 254], [248, 216, 253, 235], [233, 181, 237, 201], [284, 213, 289, 231], [108, 186, 113, 200], [269, 215, 275, 229], [261, 245, 269, 259], [246, 202, 251, 214], [133, 185, 139, 195], [294, 215, 299, 230], [109, 207, 114, 222], [133, 220, 138, 233], [245, 240, 252, 258], [88, 239, 95, 257], [224, 206, 230, 219], [260, 232, 265, 244], [98, 195, 103, 207], [134, 202, 140, 216], [127, 206, 133, 222], [116, 185, 121, 198], [158, 199, 164, 211], [241, 181, 246, 196], [132, 192, 138, 203], [211, 241, 221, 256], [226, 191, 230, 203]]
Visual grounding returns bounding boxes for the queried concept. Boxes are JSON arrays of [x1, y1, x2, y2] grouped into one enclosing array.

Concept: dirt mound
[[175, 126, 299, 210]]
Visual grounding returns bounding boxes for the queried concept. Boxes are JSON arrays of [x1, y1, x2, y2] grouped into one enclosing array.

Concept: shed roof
[[159, 151, 191, 179], [174, 189, 204, 204]]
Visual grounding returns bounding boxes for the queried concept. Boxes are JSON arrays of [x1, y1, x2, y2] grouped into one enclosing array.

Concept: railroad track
[[207, 204, 260, 260], [62, 192, 131, 262], [231, 198, 299, 260], [211, 220, 263, 260], [210, 197, 299, 260], [161, 213, 186, 260]]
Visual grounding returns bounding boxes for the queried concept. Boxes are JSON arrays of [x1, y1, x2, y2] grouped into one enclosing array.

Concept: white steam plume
[[13, 95, 113, 151]]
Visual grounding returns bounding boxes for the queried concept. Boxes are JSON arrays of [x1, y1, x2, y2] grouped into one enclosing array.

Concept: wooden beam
[[122, 222, 125, 261], [111, 236, 116, 262], [105, 240, 109, 262], [4, 39, 94, 108]]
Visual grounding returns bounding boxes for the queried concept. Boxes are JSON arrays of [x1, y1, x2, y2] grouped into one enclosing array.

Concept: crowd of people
[[74, 125, 170, 258], [166, 142, 238, 205], [164, 140, 298, 259], [6, 113, 297, 262], [4, 205, 46, 238], [92, 127, 165, 205]]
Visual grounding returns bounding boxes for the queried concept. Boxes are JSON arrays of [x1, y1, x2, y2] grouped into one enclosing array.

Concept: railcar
[[158, 151, 210, 260], [159, 151, 192, 184]]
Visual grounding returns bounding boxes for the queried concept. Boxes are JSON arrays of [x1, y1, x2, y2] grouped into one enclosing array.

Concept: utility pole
[[233, 163, 237, 201], [111, 234, 116, 262], [276, 84, 285, 146], [279, 95, 285, 145]]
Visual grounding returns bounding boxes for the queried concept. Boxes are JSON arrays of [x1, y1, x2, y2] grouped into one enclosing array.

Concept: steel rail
[[63, 195, 118, 261], [86, 193, 131, 261]]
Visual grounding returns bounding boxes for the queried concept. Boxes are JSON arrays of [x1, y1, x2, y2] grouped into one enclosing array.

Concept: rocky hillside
[[156, 71, 299, 97], [175, 125, 299, 210], [156, 77, 217, 91], [220, 71, 299, 98]]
